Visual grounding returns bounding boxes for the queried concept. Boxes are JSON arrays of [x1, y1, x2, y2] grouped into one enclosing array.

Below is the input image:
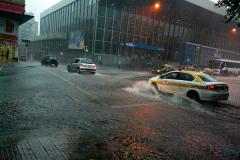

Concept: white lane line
[[112, 102, 160, 109], [42, 68, 94, 99]]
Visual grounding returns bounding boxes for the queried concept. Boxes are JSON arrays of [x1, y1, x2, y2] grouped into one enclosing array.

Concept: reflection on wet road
[[0, 64, 239, 160]]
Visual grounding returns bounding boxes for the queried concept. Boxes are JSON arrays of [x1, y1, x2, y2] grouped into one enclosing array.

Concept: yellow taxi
[[149, 70, 229, 102]]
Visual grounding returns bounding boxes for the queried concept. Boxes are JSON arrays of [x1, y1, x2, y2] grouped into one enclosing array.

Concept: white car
[[67, 58, 96, 74], [149, 71, 229, 102]]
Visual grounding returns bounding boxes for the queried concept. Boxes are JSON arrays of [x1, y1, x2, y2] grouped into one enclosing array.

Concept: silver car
[[67, 58, 96, 74]]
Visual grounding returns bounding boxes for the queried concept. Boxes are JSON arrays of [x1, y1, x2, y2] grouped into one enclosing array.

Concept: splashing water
[[123, 81, 216, 116]]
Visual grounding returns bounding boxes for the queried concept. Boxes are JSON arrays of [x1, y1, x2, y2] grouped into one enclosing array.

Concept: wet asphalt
[[0, 63, 239, 160]]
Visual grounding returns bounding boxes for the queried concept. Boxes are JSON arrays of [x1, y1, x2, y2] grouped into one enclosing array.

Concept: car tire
[[77, 68, 81, 74], [187, 91, 200, 102], [90, 72, 96, 74], [67, 66, 71, 72]]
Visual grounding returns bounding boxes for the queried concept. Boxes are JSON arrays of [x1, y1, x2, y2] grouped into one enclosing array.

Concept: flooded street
[[0, 63, 240, 160]]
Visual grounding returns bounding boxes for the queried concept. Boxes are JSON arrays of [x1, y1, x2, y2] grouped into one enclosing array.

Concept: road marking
[[112, 102, 160, 109], [42, 68, 97, 100]]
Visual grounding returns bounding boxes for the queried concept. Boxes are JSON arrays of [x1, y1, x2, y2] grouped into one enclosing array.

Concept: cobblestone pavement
[[0, 63, 239, 160]]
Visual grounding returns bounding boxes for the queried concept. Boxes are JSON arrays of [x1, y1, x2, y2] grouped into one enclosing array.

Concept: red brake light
[[80, 64, 84, 68], [93, 64, 96, 67], [207, 85, 216, 90]]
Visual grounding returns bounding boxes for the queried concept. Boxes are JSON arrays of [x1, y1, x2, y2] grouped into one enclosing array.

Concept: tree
[[215, 0, 240, 27]]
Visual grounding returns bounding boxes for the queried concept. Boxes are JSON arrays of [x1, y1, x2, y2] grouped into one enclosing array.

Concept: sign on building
[[68, 31, 84, 50]]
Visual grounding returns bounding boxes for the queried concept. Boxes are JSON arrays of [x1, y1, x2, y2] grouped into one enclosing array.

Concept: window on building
[[105, 18, 113, 30], [96, 29, 104, 40], [104, 30, 112, 42], [6, 20, 14, 33], [103, 42, 111, 54], [95, 41, 102, 53], [98, 6, 106, 17], [97, 16, 105, 28], [106, 7, 114, 19]]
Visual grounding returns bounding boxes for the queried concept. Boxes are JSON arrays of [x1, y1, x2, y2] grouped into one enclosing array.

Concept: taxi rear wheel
[[187, 91, 200, 102]]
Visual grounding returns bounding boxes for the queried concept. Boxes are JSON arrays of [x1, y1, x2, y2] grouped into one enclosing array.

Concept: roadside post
[[84, 45, 88, 57]]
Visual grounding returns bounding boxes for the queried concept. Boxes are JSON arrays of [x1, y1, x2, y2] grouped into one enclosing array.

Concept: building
[[31, 0, 240, 66], [18, 13, 38, 60], [0, 0, 33, 62], [19, 13, 38, 41]]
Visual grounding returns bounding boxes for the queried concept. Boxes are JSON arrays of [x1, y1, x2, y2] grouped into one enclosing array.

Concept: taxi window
[[161, 72, 178, 79], [177, 73, 195, 81], [199, 75, 217, 82]]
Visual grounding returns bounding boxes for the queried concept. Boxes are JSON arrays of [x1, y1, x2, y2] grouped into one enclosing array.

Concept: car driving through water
[[67, 58, 97, 74], [149, 70, 229, 102], [41, 55, 58, 67]]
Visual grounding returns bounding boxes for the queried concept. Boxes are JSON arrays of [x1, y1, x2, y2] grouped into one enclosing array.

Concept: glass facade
[[37, 0, 240, 63], [40, 0, 97, 53], [93, 0, 240, 61]]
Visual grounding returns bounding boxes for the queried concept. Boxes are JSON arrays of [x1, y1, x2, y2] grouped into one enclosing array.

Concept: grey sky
[[25, 0, 61, 22]]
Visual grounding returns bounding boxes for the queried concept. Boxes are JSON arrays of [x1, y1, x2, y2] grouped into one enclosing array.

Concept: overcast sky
[[25, 0, 61, 22], [26, 0, 218, 23]]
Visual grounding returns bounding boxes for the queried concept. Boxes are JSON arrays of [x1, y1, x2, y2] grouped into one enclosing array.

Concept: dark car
[[152, 64, 176, 75], [177, 65, 196, 71], [67, 58, 96, 74], [41, 55, 58, 67]]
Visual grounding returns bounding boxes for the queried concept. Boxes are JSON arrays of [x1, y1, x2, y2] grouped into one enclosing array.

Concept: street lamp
[[154, 2, 160, 9], [231, 28, 237, 33]]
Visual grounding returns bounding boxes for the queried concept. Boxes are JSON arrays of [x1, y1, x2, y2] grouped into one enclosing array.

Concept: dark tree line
[[215, 0, 240, 27]]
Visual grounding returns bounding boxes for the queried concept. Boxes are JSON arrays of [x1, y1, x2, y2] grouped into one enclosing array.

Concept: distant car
[[41, 55, 58, 67], [177, 65, 195, 71], [67, 58, 96, 74], [149, 70, 229, 102], [152, 64, 176, 75]]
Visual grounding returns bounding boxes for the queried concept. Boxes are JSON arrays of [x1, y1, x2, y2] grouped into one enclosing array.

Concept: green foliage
[[215, 0, 240, 27]]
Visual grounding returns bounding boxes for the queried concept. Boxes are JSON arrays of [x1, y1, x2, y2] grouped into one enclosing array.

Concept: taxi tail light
[[93, 64, 96, 68], [207, 85, 217, 90]]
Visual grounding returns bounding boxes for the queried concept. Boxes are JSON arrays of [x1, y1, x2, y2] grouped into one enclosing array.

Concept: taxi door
[[158, 72, 179, 94], [173, 73, 196, 95]]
